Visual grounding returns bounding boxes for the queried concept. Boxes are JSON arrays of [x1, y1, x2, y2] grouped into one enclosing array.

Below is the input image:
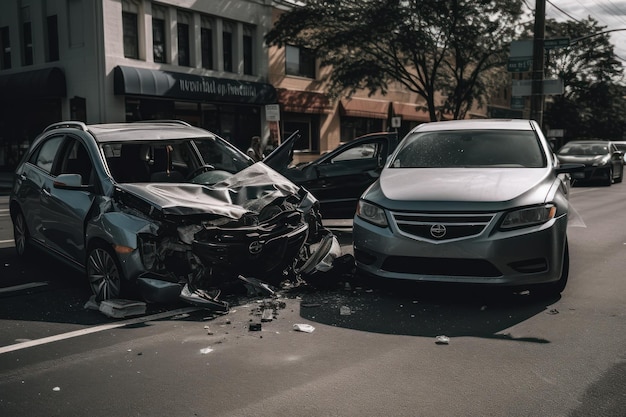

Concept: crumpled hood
[[116, 163, 304, 218], [366, 167, 554, 210]]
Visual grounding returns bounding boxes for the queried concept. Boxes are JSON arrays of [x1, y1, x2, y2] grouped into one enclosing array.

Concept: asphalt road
[[0, 184, 625, 417]]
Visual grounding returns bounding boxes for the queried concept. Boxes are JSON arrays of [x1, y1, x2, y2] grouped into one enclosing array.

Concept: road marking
[[0, 282, 49, 294], [0, 239, 14, 244], [0, 306, 199, 355]]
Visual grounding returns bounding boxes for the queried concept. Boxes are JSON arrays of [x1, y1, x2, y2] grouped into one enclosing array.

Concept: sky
[[541, 0, 626, 68]]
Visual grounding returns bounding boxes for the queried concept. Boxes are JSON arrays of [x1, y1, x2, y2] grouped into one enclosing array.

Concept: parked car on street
[[9, 121, 341, 309], [353, 119, 584, 296], [266, 132, 398, 219], [556, 140, 624, 185]]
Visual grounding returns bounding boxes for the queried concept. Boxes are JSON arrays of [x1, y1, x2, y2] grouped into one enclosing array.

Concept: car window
[[331, 143, 380, 162], [559, 143, 607, 156], [29, 136, 65, 174], [391, 129, 546, 168], [193, 137, 251, 172], [57, 138, 94, 185]]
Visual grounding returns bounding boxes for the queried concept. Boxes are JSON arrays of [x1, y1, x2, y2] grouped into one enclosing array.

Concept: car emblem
[[430, 224, 447, 239], [249, 241, 263, 254]]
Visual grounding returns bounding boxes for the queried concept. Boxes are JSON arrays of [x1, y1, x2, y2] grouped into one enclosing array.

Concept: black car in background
[[556, 140, 624, 186], [266, 132, 399, 219]]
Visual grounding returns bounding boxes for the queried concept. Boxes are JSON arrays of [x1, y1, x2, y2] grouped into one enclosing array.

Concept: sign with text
[[511, 78, 564, 96], [265, 104, 280, 121]]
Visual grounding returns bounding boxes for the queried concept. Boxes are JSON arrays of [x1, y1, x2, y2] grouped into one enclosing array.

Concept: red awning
[[340, 98, 390, 119], [277, 89, 331, 114]]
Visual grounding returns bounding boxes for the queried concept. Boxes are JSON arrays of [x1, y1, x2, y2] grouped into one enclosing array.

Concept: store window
[[201, 16, 213, 69], [223, 21, 233, 72], [122, 11, 139, 59], [243, 25, 253, 75], [46, 15, 59, 62], [285, 45, 316, 78], [283, 114, 320, 152], [21, 6, 33, 65], [340, 117, 383, 140], [0, 26, 10, 69]]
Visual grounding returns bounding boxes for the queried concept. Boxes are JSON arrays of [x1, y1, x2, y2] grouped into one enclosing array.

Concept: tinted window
[[391, 130, 546, 168], [31, 136, 64, 173]]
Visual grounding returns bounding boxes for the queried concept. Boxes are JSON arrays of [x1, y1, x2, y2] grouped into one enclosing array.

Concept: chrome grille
[[391, 212, 495, 242]]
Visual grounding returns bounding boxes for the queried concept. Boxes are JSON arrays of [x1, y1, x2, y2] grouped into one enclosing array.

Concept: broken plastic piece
[[435, 335, 450, 345], [99, 299, 146, 318], [237, 275, 275, 296], [249, 323, 262, 331], [200, 347, 213, 354], [261, 309, 274, 322], [180, 284, 229, 312], [339, 306, 352, 316], [293, 323, 315, 333]]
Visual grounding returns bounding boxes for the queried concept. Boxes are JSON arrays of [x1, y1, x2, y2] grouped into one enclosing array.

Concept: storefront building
[[0, 0, 277, 171]]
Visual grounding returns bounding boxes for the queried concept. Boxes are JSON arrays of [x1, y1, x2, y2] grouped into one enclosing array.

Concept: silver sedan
[[353, 119, 583, 296]]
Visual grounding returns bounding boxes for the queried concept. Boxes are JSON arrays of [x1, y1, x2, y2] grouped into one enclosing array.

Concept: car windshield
[[102, 137, 252, 183], [558, 143, 608, 156], [390, 129, 546, 168]]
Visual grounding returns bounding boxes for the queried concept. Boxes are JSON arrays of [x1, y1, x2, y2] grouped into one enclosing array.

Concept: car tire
[[534, 239, 569, 298], [87, 242, 124, 302], [615, 167, 623, 183], [12, 209, 31, 258]]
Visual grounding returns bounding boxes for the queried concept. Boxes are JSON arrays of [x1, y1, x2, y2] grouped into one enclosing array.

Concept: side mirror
[[54, 173, 94, 192]]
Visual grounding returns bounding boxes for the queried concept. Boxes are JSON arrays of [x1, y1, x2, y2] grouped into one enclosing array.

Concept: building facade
[[0, 0, 518, 171], [0, 0, 278, 171]]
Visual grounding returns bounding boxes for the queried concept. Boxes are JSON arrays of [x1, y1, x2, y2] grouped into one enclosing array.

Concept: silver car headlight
[[499, 204, 557, 230], [356, 200, 388, 227]]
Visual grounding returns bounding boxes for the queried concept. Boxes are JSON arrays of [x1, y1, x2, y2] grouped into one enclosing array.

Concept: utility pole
[[530, 0, 546, 127]]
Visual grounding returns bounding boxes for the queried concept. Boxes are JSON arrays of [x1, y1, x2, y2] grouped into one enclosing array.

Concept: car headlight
[[499, 204, 557, 230], [593, 156, 610, 167], [356, 200, 388, 227]]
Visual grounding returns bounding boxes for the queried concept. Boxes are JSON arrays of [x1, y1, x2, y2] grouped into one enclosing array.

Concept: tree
[[537, 17, 626, 140], [265, 0, 524, 121]]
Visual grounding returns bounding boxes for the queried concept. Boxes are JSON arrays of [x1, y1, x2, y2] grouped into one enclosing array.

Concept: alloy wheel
[[87, 246, 122, 301], [13, 212, 28, 256]]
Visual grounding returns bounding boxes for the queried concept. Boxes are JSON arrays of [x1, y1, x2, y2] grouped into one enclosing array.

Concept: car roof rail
[[43, 121, 89, 133], [133, 119, 193, 127]]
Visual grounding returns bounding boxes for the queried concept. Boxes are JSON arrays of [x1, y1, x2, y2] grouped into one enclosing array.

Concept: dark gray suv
[[10, 121, 340, 309]]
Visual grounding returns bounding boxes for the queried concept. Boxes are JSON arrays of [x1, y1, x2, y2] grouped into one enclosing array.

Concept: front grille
[[391, 212, 495, 242], [382, 256, 502, 277]]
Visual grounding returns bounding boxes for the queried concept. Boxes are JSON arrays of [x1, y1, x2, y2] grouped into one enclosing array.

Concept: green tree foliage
[[265, 0, 524, 121], [539, 17, 626, 140]]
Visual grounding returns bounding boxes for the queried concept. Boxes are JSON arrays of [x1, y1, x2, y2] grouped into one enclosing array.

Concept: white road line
[[0, 239, 15, 244], [0, 306, 200, 355], [0, 282, 49, 294]]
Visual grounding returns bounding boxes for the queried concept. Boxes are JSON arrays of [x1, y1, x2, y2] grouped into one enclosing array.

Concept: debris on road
[[293, 323, 315, 333], [339, 305, 352, 316], [98, 299, 146, 319], [200, 347, 214, 354], [249, 323, 262, 331], [435, 335, 450, 345]]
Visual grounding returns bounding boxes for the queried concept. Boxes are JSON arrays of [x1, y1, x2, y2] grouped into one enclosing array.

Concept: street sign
[[511, 78, 564, 96], [507, 57, 533, 72], [391, 116, 401, 128], [544, 37, 570, 50], [265, 104, 280, 121]]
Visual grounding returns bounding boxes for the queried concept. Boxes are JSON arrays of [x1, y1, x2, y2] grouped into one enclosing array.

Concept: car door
[[16, 134, 66, 245], [38, 136, 97, 263], [301, 136, 392, 218]]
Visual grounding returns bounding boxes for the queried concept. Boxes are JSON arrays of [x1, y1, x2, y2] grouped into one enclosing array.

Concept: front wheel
[[12, 210, 30, 257], [615, 166, 623, 183], [87, 242, 123, 302]]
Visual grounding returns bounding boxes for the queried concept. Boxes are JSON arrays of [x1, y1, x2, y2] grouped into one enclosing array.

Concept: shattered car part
[[9, 121, 343, 310]]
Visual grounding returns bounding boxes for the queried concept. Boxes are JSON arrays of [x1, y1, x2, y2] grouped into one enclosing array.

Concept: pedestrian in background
[[246, 136, 264, 162]]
